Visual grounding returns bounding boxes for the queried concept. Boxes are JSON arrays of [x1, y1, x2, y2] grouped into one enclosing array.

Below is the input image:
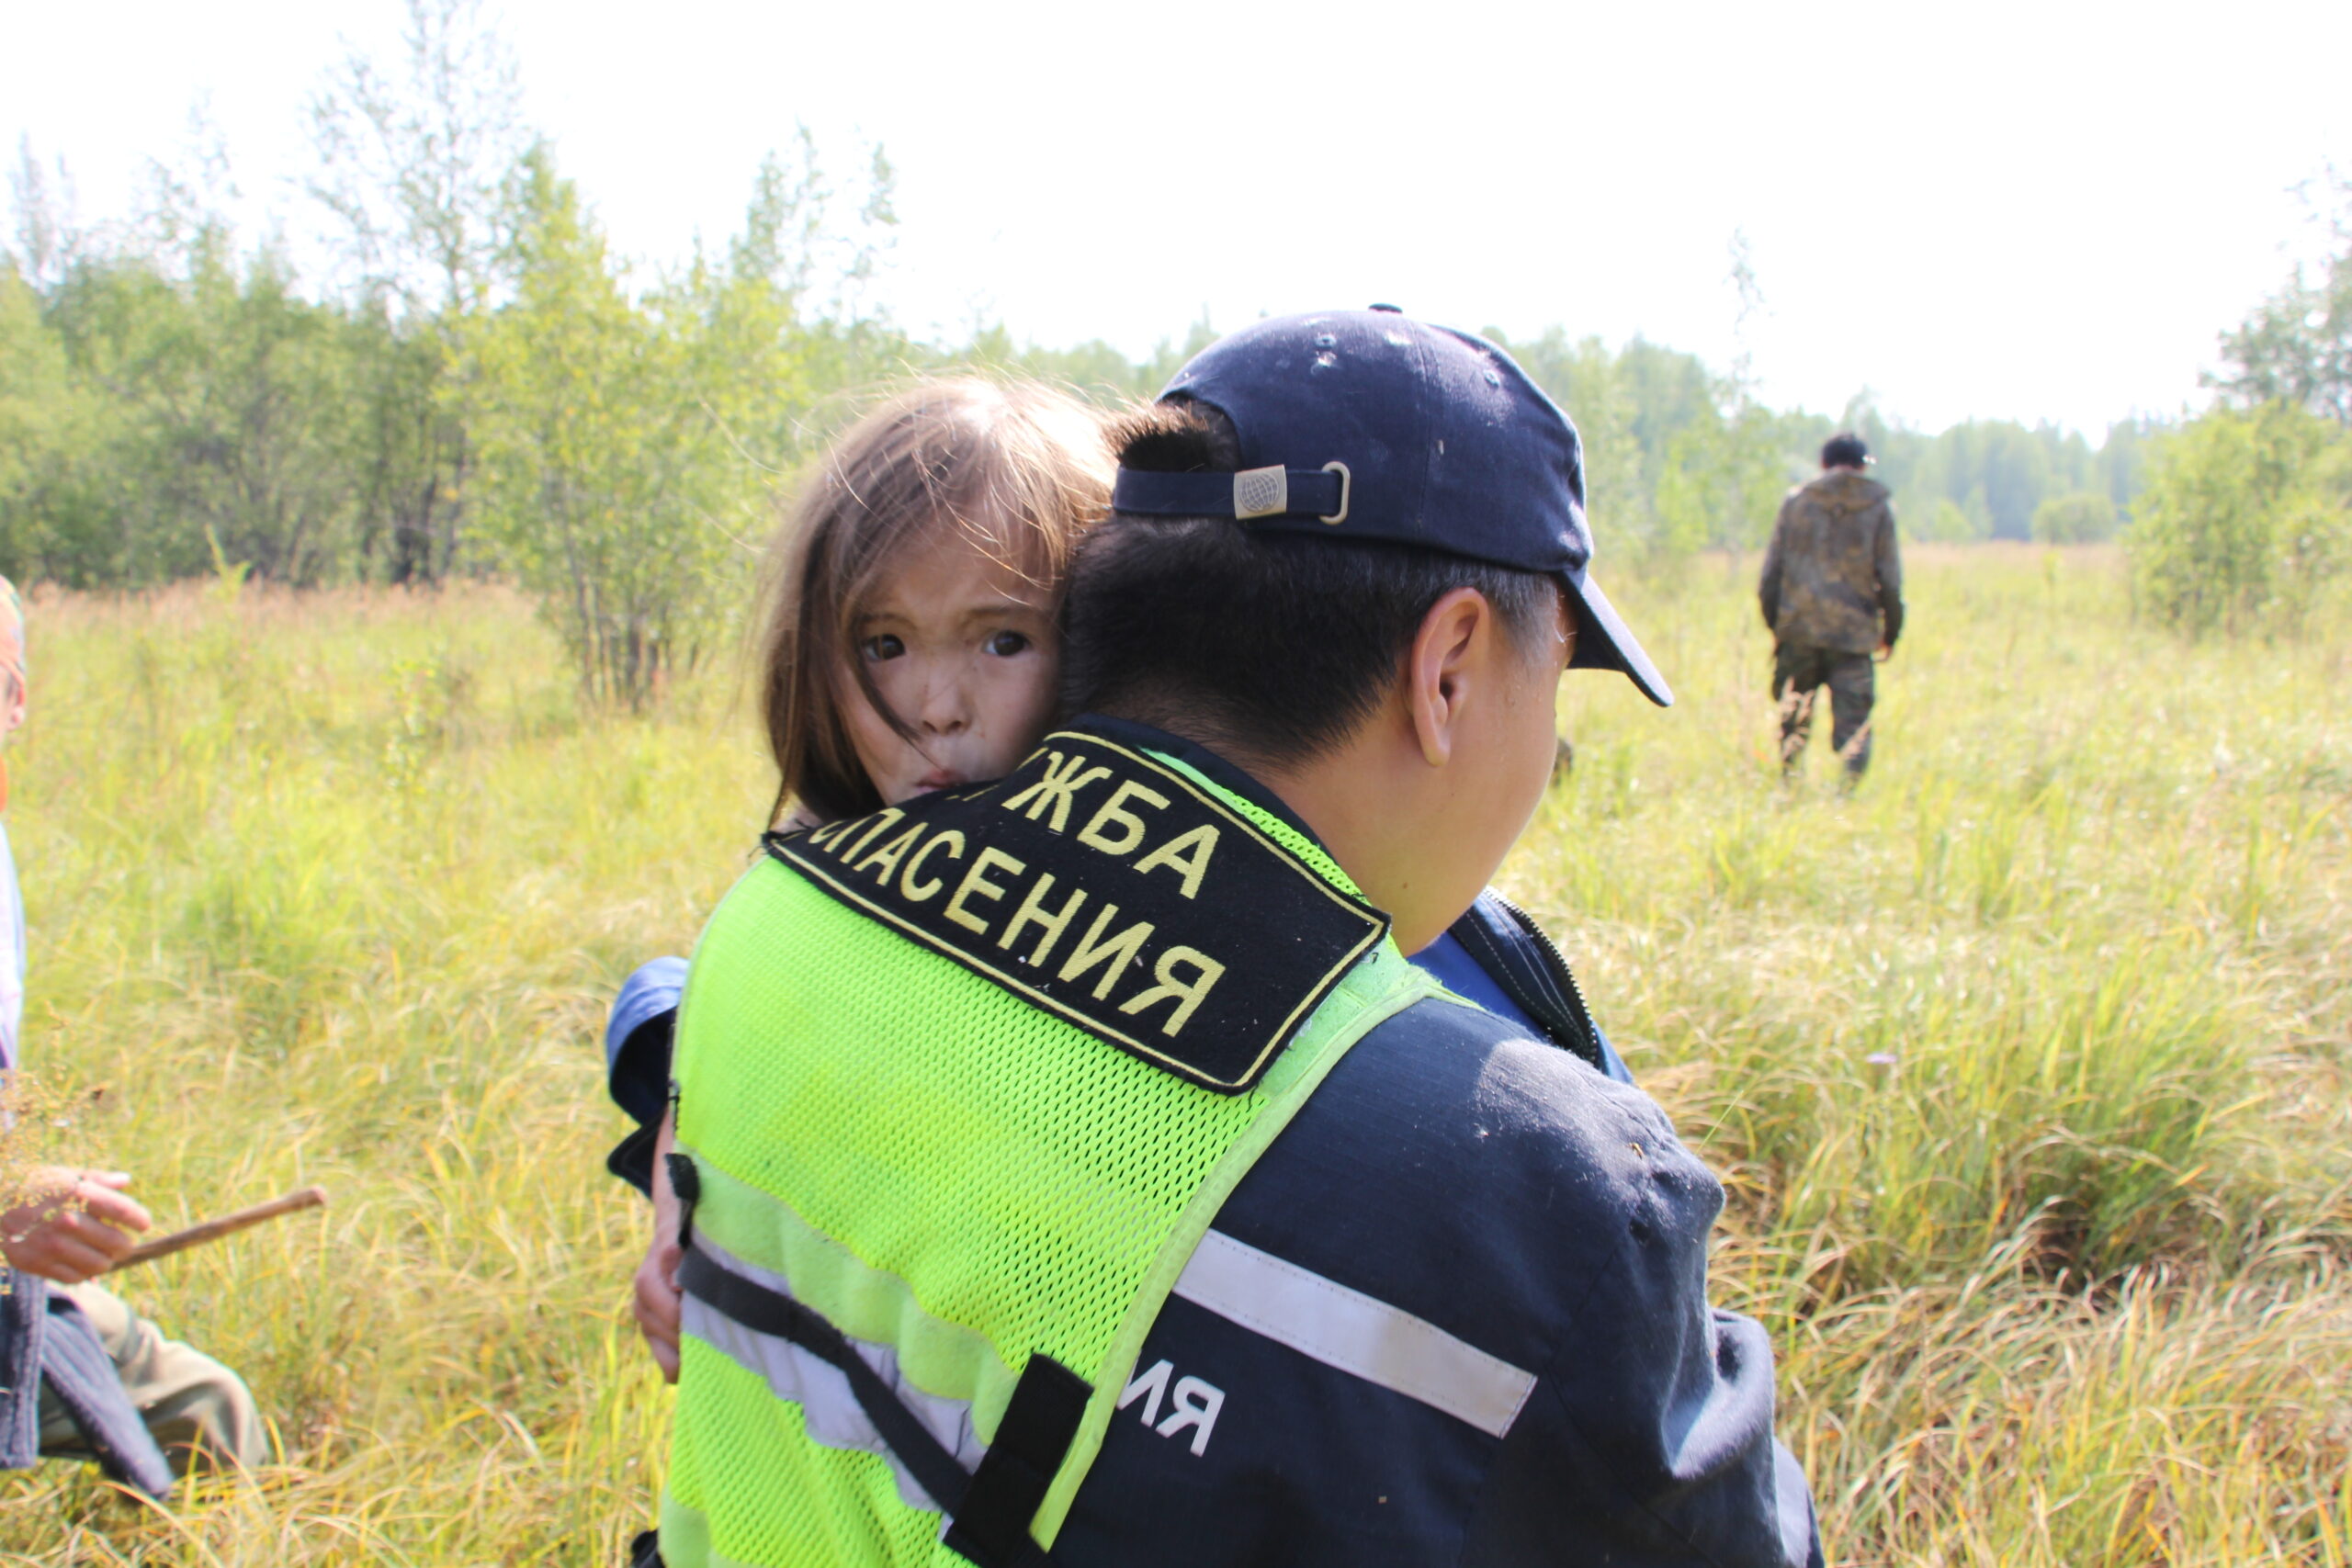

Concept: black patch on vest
[[767, 732, 1389, 1094]]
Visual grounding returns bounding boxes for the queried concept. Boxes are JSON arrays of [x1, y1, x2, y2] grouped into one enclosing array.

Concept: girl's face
[[840, 524, 1062, 807]]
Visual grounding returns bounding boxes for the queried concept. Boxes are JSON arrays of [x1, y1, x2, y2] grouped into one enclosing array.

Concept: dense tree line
[[1008, 321, 2156, 553], [0, 177, 2159, 701], [1500, 333, 2159, 550], [16, 0, 2305, 702], [1, 1, 901, 705]]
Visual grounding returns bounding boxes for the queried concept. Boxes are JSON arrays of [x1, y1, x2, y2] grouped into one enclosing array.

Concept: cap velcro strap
[[1113, 466, 1347, 524]]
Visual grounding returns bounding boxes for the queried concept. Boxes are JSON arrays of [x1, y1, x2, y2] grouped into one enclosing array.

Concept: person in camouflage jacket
[[1758, 432, 1905, 778]]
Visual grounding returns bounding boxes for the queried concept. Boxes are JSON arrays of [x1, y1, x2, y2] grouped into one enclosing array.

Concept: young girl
[[608, 375, 1114, 1376], [603, 374, 1635, 1378]]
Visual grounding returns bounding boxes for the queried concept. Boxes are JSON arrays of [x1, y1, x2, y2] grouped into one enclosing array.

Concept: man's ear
[[1404, 588, 1493, 768]]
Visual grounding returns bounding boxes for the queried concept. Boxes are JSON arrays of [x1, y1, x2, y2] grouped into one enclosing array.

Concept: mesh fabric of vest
[[662, 757, 1430, 1566]]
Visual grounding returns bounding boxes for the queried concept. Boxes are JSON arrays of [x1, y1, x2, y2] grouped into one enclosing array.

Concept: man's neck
[[1252, 735, 1461, 956], [1073, 712, 1318, 842]]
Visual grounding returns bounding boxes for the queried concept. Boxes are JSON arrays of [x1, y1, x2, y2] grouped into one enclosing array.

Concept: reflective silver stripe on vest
[[1171, 1229, 1538, 1438], [680, 1235, 987, 1512]]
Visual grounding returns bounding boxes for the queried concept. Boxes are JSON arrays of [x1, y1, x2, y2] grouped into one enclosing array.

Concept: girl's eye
[[860, 634, 906, 662], [985, 630, 1031, 657]]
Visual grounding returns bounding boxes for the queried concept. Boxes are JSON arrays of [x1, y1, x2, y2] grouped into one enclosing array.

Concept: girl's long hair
[[756, 377, 1113, 826]]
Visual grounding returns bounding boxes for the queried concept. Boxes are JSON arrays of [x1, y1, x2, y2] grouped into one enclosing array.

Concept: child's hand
[[2, 1167, 153, 1283], [635, 1108, 684, 1382], [634, 1229, 684, 1382]]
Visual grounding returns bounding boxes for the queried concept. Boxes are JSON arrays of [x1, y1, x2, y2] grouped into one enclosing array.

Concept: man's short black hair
[[1821, 432, 1871, 468], [1061, 400, 1561, 771]]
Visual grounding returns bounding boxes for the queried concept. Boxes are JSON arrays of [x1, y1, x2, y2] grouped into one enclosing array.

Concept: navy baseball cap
[[1111, 307, 1672, 706]]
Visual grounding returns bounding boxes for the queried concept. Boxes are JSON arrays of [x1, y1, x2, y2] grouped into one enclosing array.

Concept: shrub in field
[[458, 152, 735, 709], [0, 243, 382, 589], [458, 143, 894, 708], [2030, 490, 2116, 543], [2126, 401, 2352, 635], [2211, 173, 2352, 425], [1917, 496, 1986, 542]]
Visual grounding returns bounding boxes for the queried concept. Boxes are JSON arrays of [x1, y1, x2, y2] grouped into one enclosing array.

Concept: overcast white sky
[[6, 0, 2347, 435]]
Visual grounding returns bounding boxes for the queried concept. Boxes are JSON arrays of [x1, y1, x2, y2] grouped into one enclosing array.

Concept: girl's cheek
[[1018, 663, 1059, 720]]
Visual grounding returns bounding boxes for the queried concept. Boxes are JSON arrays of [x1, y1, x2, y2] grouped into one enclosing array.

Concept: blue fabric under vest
[[1412, 931, 1548, 1037], [0, 1270, 173, 1496]]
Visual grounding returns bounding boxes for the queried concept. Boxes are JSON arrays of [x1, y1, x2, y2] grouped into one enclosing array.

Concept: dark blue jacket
[[1057, 991, 1817, 1565], [1060, 721, 1817, 1565]]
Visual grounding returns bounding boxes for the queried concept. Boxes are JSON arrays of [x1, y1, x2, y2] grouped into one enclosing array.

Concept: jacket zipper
[[1491, 894, 1600, 1061]]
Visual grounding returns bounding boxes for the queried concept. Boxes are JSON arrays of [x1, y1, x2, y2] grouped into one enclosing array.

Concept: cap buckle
[[1318, 463, 1351, 525], [1233, 467, 1287, 520]]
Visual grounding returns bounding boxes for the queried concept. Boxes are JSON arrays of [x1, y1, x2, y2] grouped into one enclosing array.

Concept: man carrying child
[[639, 312, 1821, 1566]]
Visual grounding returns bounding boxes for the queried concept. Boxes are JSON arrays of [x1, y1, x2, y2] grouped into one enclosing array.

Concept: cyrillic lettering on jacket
[[770, 733, 1389, 1093]]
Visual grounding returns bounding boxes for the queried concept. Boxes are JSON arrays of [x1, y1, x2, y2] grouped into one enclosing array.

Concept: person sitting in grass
[[0, 578, 269, 1491]]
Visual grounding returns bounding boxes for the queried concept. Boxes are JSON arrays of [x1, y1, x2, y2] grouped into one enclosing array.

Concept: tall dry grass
[[1528, 544, 2351, 1564], [0, 581, 765, 1563], [0, 547, 2341, 1564]]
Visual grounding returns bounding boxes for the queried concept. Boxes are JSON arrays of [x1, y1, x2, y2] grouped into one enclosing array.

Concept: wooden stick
[[115, 1185, 328, 1269]]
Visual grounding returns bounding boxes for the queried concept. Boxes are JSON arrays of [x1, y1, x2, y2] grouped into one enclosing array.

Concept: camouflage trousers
[[37, 1280, 267, 1472], [1772, 643, 1875, 777]]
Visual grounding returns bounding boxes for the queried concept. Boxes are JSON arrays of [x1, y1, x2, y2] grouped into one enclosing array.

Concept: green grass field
[[0, 546, 2344, 1565]]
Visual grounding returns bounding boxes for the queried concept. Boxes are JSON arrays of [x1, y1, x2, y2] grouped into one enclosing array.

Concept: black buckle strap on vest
[[665, 1153, 701, 1250], [675, 1247, 1079, 1567], [942, 1353, 1089, 1568]]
